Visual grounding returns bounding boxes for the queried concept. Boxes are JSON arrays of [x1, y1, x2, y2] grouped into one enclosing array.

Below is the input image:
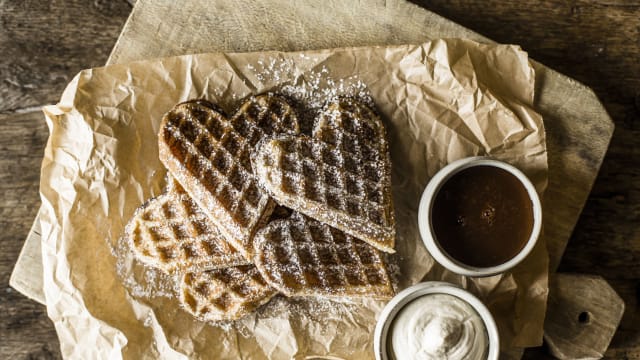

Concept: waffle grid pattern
[[159, 96, 300, 256], [253, 98, 394, 252], [230, 94, 300, 144], [253, 213, 393, 298], [313, 99, 394, 231], [273, 135, 390, 227], [126, 182, 247, 272], [179, 265, 277, 321], [161, 103, 267, 251]]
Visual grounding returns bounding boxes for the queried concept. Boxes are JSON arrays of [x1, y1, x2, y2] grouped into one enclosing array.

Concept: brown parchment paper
[[39, 39, 548, 359]]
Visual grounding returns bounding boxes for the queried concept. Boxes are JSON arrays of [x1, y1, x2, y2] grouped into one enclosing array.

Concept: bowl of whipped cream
[[374, 282, 499, 360]]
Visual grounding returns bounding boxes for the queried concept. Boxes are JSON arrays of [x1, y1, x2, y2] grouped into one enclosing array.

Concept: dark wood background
[[1, 0, 638, 358]]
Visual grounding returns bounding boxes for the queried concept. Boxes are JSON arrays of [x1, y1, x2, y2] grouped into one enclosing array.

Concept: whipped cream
[[389, 293, 488, 360]]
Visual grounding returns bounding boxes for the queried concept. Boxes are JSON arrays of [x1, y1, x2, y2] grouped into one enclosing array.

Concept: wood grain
[[104, 2, 618, 358], [105, 0, 614, 279], [0, 0, 132, 113], [412, 1, 640, 358], [0, 0, 131, 358], [0, 111, 59, 359], [544, 274, 625, 359], [1, 0, 639, 359]]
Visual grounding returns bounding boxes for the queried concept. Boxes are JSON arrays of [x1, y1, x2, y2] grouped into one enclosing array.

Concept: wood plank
[[0, 0, 132, 113], [96, 0, 619, 358], [0, 110, 60, 359], [560, 131, 640, 279], [411, 2, 640, 358], [531, 65, 614, 270], [103, 0, 640, 358], [104, 0, 615, 277], [107, 0, 481, 63], [605, 279, 640, 356], [522, 278, 640, 360], [10, 218, 45, 304], [2, 0, 639, 359], [0, 1, 132, 358], [544, 274, 624, 359]]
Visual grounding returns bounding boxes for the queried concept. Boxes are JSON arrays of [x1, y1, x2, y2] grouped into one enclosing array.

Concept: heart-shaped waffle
[[253, 212, 394, 298], [124, 178, 248, 273], [252, 98, 396, 253], [179, 264, 277, 321], [158, 95, 299, 257]]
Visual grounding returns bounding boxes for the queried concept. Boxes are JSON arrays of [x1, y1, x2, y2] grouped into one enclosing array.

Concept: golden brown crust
[[252, 98, 396, 253], [253, 212, 394, 299], [124, 179, 248, 273], [158, 95, 300, 257], [179, 265, 277, 321]]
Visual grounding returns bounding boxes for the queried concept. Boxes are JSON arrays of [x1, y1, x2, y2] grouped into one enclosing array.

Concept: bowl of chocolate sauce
[[418, 157, 542, 277]]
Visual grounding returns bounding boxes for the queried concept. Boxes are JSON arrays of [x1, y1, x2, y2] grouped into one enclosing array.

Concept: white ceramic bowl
[[418, 156, 542, 277], [374, 282, 499, 360]]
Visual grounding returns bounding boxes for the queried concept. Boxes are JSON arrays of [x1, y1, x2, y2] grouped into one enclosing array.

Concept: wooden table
[[1, 1, 638, 358]]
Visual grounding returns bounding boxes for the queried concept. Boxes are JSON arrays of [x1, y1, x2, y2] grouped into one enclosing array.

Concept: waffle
[[179, 264, 277, 321], [252, 98, 395, 253], [158, 95, 299, 257], [230, 94, 300, 144], [253, 212, 394, 299], [124, 179, 248, 273]]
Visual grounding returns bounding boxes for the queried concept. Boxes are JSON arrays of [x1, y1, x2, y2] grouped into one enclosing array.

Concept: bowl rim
[[373, 281, 500, 360], [417, 156, 543, 277]]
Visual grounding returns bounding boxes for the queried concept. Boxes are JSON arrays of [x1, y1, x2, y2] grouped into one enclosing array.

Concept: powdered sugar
[[117, 55, 398, 327], [252, 212, 395, 299], [123, 178, 248, 273], [281, 71, 374, 111], [246, 57, 375, 135], [115, 234, 178, 300]]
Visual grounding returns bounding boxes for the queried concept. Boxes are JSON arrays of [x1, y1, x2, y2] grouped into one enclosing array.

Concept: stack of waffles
[[123, 94, 396, 321]]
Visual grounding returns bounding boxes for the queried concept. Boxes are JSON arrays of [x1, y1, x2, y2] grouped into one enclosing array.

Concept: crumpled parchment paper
[[39, 38, 548, 359]]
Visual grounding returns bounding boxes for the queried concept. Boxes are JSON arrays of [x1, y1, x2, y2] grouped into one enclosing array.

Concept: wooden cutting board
[[10, 0, 621, 358], [109, 0, 614, 275]]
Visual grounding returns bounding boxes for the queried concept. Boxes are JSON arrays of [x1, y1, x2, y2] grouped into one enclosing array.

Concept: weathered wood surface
[[544, 274, 625, 359], [104, 0, 612, 276], [1, 1, 638, 360], [0, 0, 132, 114], [0, 111, 59, 359], [0, 1, 132, 359], [419, 3, 640, 358]]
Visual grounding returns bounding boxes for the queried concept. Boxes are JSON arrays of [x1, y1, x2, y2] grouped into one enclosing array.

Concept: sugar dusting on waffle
[[247, 56, 376, 134], [116, 56, 398, 325]]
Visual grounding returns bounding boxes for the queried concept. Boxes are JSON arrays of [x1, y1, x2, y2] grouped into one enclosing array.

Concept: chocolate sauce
[[431, 165, 534, 268]]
